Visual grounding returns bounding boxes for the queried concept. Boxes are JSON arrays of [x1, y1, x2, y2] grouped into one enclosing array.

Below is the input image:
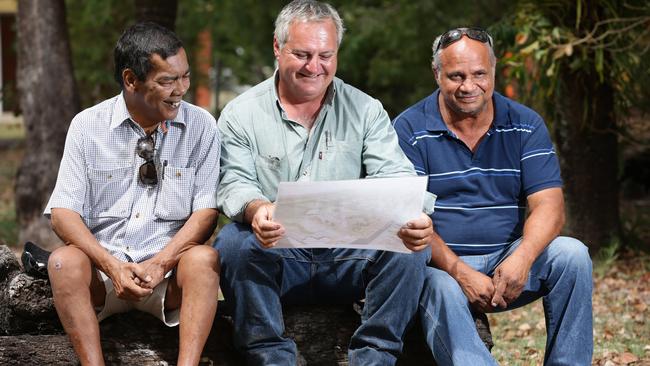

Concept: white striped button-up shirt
[[45, 93, 220, 263]]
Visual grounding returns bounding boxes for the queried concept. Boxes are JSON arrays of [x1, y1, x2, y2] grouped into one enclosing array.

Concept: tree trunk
[[553, 65, 620, 253], [15, 0, 80, 250], [134, 0, 178, 31]]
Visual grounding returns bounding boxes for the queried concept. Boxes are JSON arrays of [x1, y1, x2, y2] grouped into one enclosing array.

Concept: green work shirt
[[217, 74, 435, 222]]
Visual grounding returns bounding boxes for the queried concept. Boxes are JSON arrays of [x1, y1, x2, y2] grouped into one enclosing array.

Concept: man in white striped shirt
[[44, 22, 220, 366]]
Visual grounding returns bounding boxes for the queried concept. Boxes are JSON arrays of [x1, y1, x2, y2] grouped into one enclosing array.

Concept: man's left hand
[[490, 251, 533, 309], [136, 258, 167, 290], [398, 213, 434, 251]]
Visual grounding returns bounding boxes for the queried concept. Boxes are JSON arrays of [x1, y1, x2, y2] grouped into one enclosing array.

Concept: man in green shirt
[[213, 1, 435, 364]]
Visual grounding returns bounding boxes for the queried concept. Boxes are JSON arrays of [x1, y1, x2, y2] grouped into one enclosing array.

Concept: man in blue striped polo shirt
[[393, 28, 593, 365]]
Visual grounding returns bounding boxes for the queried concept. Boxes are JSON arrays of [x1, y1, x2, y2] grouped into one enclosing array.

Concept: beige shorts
[[95, 270, 179, 327]]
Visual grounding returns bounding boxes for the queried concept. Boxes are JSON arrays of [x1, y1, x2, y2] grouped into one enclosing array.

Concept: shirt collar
[[110, 92, 187, 131], [110, 93, 132, 130], [425, 90, 511, 132]]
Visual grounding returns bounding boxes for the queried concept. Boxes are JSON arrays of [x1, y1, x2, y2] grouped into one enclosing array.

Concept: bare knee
[[176, 245, 219, 287], [47, 246, 93, 286], [178, 245, 219, 272]]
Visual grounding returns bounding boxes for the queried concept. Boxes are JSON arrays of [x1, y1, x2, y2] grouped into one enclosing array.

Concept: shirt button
[[135, 212, 140, 218], [176, 172, 181, 177], [108, 175, 112, 179], [303, 171, 308, 176], [126, 246, 130, 251]]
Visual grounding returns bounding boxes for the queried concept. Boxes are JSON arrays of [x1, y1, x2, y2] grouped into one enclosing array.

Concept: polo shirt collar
[[491, 92, 511, 128], [424, 90, 450, 132], [425, 90, 512, 131], [110, 92, 187, 131]]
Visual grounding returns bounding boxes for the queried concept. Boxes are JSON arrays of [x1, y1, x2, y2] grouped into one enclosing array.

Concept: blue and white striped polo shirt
[[393, 91, 562, 255]]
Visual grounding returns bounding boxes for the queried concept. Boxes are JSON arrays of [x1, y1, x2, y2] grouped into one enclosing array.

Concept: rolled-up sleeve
[[363, 99, 436, 214], [216, 109, 269, 222], [44, 117, 88, 218]]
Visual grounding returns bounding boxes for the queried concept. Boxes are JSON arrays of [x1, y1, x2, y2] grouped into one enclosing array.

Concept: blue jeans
[[214, 222, 430, 366], [420, 236, 593, 366]]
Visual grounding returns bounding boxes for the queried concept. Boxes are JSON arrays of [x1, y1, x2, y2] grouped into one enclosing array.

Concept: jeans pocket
[[87, 166, 133, 218], [154, 166, 195, 220]]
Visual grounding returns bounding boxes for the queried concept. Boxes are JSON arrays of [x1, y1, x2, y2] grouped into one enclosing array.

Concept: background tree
[[135, 0, 178, 31], [16, 0, 80, 249], [66, 0, 133, 107], [495, 0, 650, 252], [11, 0, 647, 252]]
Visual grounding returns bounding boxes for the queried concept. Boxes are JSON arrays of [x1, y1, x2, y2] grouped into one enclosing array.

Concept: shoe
[[21, 241, 51, 279]]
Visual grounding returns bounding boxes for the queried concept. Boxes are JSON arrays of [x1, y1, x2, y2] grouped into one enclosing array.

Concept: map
[[273, 176, 428, 253]]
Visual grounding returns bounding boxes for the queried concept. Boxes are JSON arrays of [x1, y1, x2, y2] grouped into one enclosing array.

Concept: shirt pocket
[[254, 154, 287, 201], [318, 139, 363, 180], [87, 166, 133, 218], [154, 166, 196, 221]]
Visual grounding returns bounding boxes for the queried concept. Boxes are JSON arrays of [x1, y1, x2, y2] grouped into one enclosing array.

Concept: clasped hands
[[455, 251, 533, 313], [106, 258, 167, 301], [251, 202, 434, 252]]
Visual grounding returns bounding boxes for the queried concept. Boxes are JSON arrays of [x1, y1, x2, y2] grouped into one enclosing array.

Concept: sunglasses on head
[[135, 134, 158, 186], [434, 27, 493, 53]]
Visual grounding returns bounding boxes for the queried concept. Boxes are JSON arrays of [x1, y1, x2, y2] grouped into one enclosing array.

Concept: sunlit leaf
[[595, 47, 604, 82], [515, 32, 528, 45], [546, 62, 555, 77]]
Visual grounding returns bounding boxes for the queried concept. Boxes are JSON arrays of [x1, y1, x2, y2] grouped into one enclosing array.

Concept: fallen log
[[0, 244, 492, 365]]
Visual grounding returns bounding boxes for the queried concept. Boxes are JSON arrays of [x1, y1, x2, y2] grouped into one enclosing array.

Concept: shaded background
[[0, 0, 646, 254], [0, 0, 648, 364]]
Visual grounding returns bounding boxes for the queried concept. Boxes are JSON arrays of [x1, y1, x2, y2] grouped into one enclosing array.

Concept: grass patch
[[0, 139, 23, 248], [0, 122, 25, 140]]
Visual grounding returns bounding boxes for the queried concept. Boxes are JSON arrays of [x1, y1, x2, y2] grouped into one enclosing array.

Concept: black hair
[[113, 22, 183, 87]]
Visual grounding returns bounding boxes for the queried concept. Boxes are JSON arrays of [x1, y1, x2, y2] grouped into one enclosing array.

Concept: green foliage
[[66, 0, 134, 108], [332, 0, 517, 116], [172, 0, 515, 116], [176, 0, 283, 91], [63, 0, 520, 116], [494, 0, 650, 123]]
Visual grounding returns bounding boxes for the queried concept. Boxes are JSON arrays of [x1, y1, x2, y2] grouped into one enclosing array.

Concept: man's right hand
[[107, 261, 153, 301], [251, 202, 285, 248], [453, 264, 496, 313]]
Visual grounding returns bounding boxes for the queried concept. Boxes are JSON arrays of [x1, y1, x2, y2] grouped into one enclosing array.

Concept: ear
[[273, 36, 281, 59], [432, 67, 441, 84], [122, 69, 139, 93]]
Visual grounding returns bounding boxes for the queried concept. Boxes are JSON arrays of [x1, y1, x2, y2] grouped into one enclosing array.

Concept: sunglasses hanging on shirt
[[135, 134, 158, 186]]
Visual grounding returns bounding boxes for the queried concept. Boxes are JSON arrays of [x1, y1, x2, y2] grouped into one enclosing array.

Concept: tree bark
[[15, 0, 80, 250], [134, 0, 178, 31], [552, 4, 620, 253], [554, 69, 620, 253]]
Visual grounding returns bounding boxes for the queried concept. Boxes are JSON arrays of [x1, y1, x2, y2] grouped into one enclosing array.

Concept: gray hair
[[431, 33, 496, 77], [274, 0, 345, 50]]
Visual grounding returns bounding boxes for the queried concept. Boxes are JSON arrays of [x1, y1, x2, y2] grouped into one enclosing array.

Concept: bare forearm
[[149, 208, 219, 272], [429, 231, 474, 281], [50, 207, 118, 273], [515, 187, 565, 263]]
